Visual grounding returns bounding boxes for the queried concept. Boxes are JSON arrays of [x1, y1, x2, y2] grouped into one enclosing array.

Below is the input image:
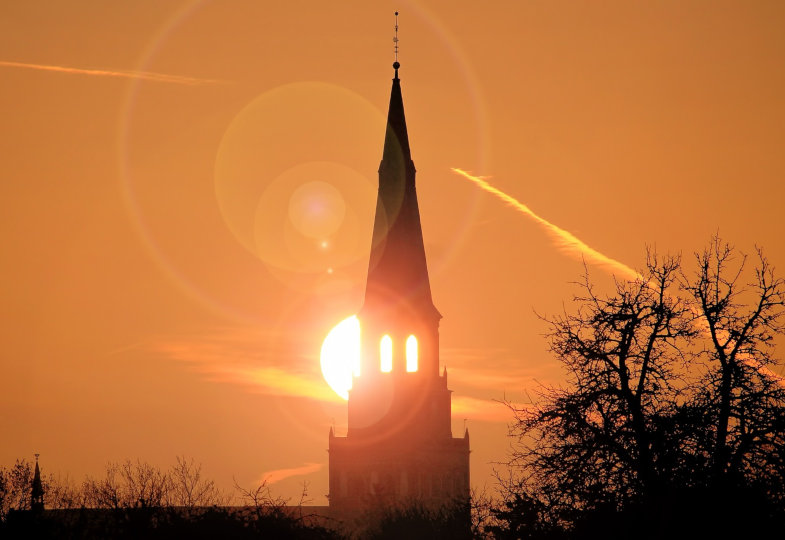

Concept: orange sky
[[2, 0, 785, 503]]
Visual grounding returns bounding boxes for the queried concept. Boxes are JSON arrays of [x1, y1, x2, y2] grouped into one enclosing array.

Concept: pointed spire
[[362, 13, 440, 323], [380, 66, 411, 168], [31, 453, 44, 512]]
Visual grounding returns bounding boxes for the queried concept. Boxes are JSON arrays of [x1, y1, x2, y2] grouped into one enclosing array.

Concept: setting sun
[[320, 315, 360, 400]]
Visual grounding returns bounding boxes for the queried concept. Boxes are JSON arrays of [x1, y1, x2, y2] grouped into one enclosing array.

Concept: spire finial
[[393, 11, 400, 78]]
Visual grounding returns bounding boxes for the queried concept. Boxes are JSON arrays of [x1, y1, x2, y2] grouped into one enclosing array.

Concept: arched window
[[380, 335, 393, 372], [406, 335, 418, 372]]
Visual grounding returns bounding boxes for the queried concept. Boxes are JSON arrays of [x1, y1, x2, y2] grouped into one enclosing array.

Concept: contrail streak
[[453, 167, 785, 387], [451, 168, 640, 280], [0, 60, 223, 85]]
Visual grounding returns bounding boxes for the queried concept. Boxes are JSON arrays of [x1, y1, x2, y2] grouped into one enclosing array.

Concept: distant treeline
[[0, 456, 343, 538], [0, 457, 473, 539]]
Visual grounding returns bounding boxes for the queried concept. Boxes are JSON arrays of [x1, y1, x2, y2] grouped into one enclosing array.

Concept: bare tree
[[82, 459, 168, 509], [43, 473, 83, 510], [0, 460, 33, 520], [507, 254, 693, 520], [499, 239, 785, 536], [233, 477, 288, 517], [167, 455, 227, 507], [82, 461, 124, 509], [121, 459, 168, 508], [469, 487, 500, 539], [683, 238, 785, 495]]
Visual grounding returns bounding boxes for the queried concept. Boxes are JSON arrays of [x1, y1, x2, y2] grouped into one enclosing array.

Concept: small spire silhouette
[[393, 11, 400, 78], [31, 453, 44, 512]]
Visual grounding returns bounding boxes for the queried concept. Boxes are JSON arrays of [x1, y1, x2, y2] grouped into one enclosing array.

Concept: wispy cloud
[[206, 363, 341, 403], [152, 327, 341, 403], [451, 168, 640, 280], [261, 462, 323, 485], [152, 328, 538, 421], [0, 60, 224, 85]]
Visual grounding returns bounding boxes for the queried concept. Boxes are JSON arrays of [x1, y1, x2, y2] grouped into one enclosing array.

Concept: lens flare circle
[[214, 82, 383, 258], [252, 161, 374, 277], [288, 180, 346, 239], [320, 315, 360, 400], [115, 1, 491, 322]]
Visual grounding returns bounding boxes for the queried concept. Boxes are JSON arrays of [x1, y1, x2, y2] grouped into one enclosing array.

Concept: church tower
[[328, 26, 470, 515]]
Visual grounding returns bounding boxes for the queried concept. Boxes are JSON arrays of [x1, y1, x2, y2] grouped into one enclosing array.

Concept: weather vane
[[393, 11, 400, 67]]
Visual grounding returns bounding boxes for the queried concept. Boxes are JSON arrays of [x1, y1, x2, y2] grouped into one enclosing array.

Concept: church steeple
[[328, 16, 469, 518], [350, 21, 446, 434], [31, 453, 44, 512], [361, 51, 441, 329]]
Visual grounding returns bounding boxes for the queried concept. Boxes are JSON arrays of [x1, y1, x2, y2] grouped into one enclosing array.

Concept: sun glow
[[320, 315, 360, 400]]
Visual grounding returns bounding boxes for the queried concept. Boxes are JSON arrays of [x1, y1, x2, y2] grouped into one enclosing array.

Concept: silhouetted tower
[[328, 16, 470, 514], [31, 454, 44, 512]]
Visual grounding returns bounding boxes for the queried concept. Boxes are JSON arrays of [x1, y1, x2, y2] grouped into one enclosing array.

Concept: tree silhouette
[[499, 238, 785, 537], [361, 499, 472, 540], [685, 239, 785, 495], [167, 456, 227, 508], [0, 460, 35, 520]]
